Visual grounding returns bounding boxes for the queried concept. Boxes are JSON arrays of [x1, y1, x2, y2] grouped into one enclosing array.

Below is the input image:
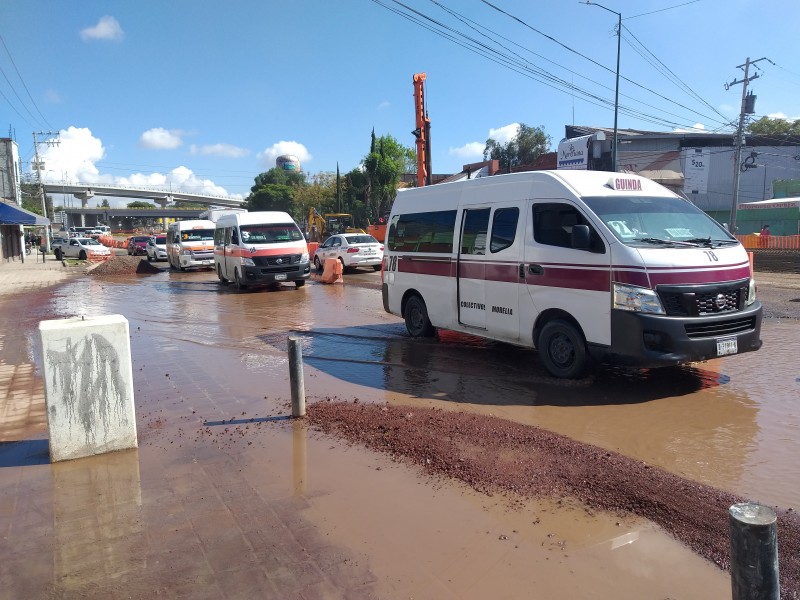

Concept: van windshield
[[584, 196, 736, 247], [240, 224, 303, 244], [181, 229, 215, 241]]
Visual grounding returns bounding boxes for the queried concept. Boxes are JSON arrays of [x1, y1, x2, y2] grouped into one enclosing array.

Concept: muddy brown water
[[2, 266, 798, 598]]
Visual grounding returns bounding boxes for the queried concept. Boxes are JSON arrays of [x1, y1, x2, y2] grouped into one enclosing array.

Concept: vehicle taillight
[[347, 247, 359, 253], [379, 246, 384, 251]]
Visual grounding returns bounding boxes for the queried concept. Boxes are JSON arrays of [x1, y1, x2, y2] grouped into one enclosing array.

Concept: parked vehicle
[[314, 233, 383, 272], [214, 211, 310, 289], [382, 170, 763, 379], [166, 219, 216, 271], [52, 237, 111, 261], [127, 235, 151, 256], [146, 235, 168, 262]]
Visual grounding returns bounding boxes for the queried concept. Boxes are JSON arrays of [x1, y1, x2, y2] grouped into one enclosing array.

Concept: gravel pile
[[88, 256, 162, 277], [308, 400, 800, 598]]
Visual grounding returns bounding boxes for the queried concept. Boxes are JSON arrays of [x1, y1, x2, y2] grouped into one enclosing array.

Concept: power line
[[624, 0, 702, 20], [374, 0, 727, 131], [0, 33, 53, 130]]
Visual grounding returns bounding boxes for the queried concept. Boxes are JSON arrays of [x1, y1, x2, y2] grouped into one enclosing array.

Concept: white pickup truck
[[52, 237, 112, 261]]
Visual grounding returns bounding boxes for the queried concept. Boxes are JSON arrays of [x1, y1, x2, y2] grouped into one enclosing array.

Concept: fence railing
[[736, 234, 800, 250]]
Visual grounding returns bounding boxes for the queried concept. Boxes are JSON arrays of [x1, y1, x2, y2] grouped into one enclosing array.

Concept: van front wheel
[[217, 265, 229, 284], [538, 319, 588, 379], [404, 295, 435, 338], [234, 268, 247, 291]]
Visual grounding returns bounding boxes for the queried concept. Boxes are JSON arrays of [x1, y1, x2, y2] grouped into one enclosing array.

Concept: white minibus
[[382, 170, 763, 378], [214, 211, 310, 289], [166, 219, 216, 270]]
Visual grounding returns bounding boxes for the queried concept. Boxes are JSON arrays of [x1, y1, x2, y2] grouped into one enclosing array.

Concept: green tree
[[361, 131, 414, 223], [484, 123, 551, 171], [246, 184, 296, 214], [127, 201, 156, 209], [747, 116, 800, 135], [100, 199, 111, 208], [20, 183, 46, 215]]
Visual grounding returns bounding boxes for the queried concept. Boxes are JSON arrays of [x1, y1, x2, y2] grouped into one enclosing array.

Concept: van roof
[[215, 211, 295, 226], [168, 219, 215, 229], [395, 170, 676, 211]]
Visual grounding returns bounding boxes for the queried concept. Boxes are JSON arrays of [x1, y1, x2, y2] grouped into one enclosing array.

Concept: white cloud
[[377, 101, 391, 110], [673, 123, 709, 133], [140, 128, 184, 150], [36, 127, 239, 206], [190, 143, 249, 158], [448, 142, 484, 159], [80, 16, 124, 42], [257, 141, 312, 168], [767, 112, 787, 119], [488, 123, 520, 144]]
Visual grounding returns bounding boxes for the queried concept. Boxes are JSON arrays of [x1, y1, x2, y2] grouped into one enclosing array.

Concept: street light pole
[[584, 1, 621, 172]]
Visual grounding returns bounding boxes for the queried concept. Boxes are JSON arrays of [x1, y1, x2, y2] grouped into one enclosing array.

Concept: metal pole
[[288, 336, 305, 418], [729, 502, 779, 600], [613, 11, 621, 172], [730, 58, 751, 234], [584, 2, 621, 172]]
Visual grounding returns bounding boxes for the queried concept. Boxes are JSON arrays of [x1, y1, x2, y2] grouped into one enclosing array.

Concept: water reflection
[[52, 449, 144, 590]]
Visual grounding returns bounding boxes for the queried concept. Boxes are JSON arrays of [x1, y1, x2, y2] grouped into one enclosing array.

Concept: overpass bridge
[[42, 182, 244, 209]]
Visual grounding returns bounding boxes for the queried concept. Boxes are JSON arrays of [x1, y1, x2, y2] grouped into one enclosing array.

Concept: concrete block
[[39, 315, 137, 462]]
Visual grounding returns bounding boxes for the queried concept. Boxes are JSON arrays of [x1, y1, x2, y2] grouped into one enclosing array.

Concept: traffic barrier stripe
[[736, 234, 800, 250]]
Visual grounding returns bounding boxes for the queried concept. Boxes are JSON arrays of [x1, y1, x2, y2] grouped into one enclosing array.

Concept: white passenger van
[[382, 170, 763, 378], [166, 219, 216, 270], [214, 211, 310, 289]]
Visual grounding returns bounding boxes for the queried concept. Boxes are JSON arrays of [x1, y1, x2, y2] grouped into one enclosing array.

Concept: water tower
[[276, 154, 301, 172]]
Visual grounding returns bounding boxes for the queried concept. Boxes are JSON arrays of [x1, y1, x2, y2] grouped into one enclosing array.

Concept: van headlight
[[301, 252, 309, 263], [613, 283, 665, 314], [746, 278, 757, 306], [241, 257, 255, 266]]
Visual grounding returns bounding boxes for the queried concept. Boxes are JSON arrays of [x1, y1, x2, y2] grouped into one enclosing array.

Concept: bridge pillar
[[156, 196, 172, 231]]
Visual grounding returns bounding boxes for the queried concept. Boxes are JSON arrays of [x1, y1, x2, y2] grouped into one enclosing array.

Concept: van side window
[[533, 203, 605, 253], [490, 208, 519, 253], [461, 209, 490, 255], [231, 228, 239, 245], [387, 210, 457, 253], [214, 228, 225, 245]]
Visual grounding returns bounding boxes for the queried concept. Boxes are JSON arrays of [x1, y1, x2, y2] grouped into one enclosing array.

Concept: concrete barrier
[[39, 314, 138, 462], [320, 257, 344, 284]]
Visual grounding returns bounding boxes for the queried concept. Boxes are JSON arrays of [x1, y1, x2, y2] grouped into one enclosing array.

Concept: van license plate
[[716, 337, 738, 356], [275, 273, 287, 280]]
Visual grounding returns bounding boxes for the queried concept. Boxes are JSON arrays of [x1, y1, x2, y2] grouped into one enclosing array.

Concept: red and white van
[[382, 170, 763, 378], [214, 211, 310, 289]]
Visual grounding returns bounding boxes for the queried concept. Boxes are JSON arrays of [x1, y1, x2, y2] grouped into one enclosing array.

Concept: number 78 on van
[[381, 170, 762, 379]]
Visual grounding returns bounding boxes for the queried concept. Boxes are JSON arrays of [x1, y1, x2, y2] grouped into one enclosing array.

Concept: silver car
[[314, 233, 384, 272], [146, 235, 168, 262]]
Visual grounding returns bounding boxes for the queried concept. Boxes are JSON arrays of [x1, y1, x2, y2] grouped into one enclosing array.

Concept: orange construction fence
[[736, 234, 800, 249]]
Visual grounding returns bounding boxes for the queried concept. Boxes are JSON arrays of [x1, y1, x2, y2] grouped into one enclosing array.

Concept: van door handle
[[528, 264, 544, 275]]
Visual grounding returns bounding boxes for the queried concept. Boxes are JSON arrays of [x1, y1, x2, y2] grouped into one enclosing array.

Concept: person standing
[[759, 224, 771, 247]]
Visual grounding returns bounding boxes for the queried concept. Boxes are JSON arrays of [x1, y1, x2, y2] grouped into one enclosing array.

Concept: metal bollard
[[288, 336, 305, 418], [729, 502, 779, 600]]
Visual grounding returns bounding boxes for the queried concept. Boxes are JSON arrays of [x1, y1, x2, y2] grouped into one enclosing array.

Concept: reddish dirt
[[308, 400, 800, 599], [88, 256, 161, 276]]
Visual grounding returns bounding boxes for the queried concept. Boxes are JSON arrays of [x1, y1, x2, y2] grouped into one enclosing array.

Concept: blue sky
[[3, 0, 800, 207]]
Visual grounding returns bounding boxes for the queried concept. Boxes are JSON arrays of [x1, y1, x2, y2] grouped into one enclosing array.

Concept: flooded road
[[3, 264, 798, 598]]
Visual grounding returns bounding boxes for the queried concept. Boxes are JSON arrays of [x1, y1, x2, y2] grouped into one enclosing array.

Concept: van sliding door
[[457, 208, 490, 329]]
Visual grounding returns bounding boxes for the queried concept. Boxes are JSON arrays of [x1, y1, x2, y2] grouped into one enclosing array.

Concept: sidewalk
[[0, 255, 86, 297]]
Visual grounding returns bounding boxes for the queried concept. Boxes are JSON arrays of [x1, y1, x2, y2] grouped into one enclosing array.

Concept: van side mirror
[[571, 224, 591, 250]]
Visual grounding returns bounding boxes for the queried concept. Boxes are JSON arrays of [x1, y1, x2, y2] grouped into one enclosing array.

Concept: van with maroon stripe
[[214, 211, 310, 290], [382, 170, 762, 378]]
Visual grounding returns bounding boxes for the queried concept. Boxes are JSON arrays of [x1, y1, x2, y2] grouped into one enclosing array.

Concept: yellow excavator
[[307, 208, 364, 241]]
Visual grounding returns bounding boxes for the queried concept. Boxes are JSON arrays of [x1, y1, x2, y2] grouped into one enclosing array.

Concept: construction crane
[[412, 72, 432, 187]]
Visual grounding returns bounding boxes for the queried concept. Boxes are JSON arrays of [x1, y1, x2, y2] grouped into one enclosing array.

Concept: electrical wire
[[0, 33, 54, 130], [624, 0, 702, 20]]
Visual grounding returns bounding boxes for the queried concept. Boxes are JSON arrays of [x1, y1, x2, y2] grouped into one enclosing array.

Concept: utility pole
[[585, 1, 621, 172], [32, 130, 60, 252], [725, 57, 769, 233]]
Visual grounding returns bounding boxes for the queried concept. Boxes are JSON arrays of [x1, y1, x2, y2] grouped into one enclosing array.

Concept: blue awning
[[0, 202, 50, 225]]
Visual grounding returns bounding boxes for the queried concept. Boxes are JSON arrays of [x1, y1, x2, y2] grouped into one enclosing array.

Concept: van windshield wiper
[[683, 237, 738, 247], [632, 237, 699, 247]]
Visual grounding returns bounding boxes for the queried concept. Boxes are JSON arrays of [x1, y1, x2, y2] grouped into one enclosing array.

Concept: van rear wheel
[[538, 319, 588, 379], [404, 295, 435, 337]]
